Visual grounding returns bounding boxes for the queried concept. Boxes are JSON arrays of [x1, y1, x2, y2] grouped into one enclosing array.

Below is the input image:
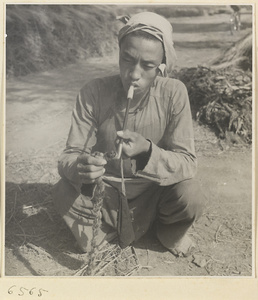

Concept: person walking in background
[[230, 5, 241, 32], [53, 12, 204, 258]]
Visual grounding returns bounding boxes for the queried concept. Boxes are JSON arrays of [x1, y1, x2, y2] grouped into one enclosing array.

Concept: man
[[53, 12, 203, 257], [230, 5, 241, 31]]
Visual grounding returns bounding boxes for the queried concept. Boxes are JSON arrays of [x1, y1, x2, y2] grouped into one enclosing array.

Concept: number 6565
[[8, 285, 48, 297]]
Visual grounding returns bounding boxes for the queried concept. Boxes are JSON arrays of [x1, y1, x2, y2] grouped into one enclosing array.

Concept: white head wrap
[[118, 12, 177, 76]]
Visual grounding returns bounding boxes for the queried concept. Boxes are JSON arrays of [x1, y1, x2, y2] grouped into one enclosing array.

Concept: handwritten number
[[7, 286, 48, 297], [8, 285, 16, 294], [29, 287, 36, 295], [38, 289, 48, 297], [18, 287, 28, 296]]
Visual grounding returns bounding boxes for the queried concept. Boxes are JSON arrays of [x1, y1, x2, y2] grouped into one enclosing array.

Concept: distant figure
[[230, 5, 241, 33]]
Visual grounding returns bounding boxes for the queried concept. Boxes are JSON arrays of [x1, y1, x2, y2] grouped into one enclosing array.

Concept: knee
[[158, 179, 204, 223], [52, 178, 80, 216], [175, 179, 203, 220]]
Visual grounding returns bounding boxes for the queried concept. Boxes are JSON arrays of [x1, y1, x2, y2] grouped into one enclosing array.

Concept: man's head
[[119, 31, 164, 100], [118, 12, 177, 99]]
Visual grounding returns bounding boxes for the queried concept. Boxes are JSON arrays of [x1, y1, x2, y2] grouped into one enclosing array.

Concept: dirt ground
[[5, 12, 253, 277]]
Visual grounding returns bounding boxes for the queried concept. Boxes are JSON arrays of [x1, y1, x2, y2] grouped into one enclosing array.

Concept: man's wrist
[[133, 139, 152, 171], [142, 139, 151, 154]]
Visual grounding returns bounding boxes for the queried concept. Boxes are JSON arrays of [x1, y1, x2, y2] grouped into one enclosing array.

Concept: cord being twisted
[[85, 177, 105, 275]]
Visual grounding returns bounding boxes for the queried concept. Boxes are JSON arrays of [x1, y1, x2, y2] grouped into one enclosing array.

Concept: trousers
[[53, 178, 203, 252]]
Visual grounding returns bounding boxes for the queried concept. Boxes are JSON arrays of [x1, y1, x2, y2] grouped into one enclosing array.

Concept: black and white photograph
[[4, 3, 254, 278]]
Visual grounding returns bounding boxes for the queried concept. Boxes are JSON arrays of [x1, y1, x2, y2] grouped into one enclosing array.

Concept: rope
[[84, 159, 106, 275]]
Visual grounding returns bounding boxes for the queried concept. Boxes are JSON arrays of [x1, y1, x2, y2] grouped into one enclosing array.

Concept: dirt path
[[5, 13, 253, 276]]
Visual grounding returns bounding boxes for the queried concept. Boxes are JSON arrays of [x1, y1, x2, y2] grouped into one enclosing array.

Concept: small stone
[[192, 255, 207, 268], [243, 76, 251, 83]]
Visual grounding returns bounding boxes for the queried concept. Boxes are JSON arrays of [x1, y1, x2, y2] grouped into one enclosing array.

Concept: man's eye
[[122, 57, 133, 63], [143, 64, 156, 70]]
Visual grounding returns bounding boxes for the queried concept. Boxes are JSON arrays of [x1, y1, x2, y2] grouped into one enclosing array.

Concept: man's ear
[[116, 15, 130, 24], [158, 64, 167, 77]]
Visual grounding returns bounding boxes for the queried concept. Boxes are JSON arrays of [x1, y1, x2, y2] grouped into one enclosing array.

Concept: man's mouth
[[128, 82, 139, 89], [121, 79, 141, 94]]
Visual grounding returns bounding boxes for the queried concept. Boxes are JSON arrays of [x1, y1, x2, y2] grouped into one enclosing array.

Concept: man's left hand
[[116, 130, 151, 158]]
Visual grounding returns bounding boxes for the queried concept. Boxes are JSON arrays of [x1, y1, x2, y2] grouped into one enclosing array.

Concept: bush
[[6, 5, 119, 77]]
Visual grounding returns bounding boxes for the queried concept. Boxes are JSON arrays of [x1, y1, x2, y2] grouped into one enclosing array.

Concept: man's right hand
[[76, 153, 107, 184]]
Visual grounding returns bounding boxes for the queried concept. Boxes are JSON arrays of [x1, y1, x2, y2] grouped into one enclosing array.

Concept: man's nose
[[129, 64, 141, 81]]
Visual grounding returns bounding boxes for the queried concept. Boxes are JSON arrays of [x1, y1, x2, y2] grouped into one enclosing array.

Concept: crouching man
[[53, 12, 204, 257]]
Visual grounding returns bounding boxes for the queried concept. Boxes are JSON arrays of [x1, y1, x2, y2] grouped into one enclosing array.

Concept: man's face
[[119, 35, 164, 100]]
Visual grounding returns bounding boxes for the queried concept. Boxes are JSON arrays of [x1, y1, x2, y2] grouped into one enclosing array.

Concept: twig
[[206, 254, 225, 264], [215, 225, 222, 243], [6, 192, 18, 225], [73, 263, 89, 276], [93, 246, 139, 276], [96, 243, 117, 255], [125, 265, 140, 276], [93, 254, 120, 276], [92, 246, 123, 275], [131, 246, 140, 266], [13, 216, 27, 245], [140, 265, 153, 269]]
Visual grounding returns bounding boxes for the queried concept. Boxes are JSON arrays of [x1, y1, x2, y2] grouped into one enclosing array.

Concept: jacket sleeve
[[134, 81, 197, 186], [57, 83, 98, 192]]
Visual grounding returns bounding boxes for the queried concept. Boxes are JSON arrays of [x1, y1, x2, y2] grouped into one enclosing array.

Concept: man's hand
[[117, 130, 151, 158], [77, 153, 107, 184]]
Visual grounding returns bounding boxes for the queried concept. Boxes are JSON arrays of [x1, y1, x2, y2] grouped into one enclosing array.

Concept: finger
[[88, 155, 107, 165], [121, 145, 133, 158], [77, 164, 104, 173], [92, 151, 104, 158], [77, 153, 107, 165], [78, 168, 105, 180], [81, 178, 97, 185], [117, 129, 134, 140]]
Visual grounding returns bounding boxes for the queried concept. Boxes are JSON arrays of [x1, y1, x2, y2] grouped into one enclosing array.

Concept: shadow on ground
[[5, 182, 86, 276], [5, 181, 193, 276]]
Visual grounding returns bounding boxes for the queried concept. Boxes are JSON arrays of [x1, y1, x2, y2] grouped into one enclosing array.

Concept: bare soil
[[5, 13, 253, 277]]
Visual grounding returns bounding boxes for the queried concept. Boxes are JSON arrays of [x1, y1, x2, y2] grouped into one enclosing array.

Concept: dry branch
[[174, 66, 252, 144]]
